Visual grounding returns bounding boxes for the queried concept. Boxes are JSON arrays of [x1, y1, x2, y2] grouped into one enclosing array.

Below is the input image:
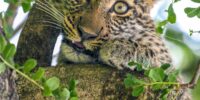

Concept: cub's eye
[[113, 1, 129, 14]]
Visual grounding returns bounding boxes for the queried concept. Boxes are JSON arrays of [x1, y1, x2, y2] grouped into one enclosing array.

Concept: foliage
[[0, 0, 80, 99], [156, 0, 178, 33], [4, 0, 33, 13], [156, 0, 200, 35], [124, 62, 180, 99], [0, 34, 78, 100]]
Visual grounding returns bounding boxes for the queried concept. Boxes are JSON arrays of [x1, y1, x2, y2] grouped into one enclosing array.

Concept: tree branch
[[181, 63, 200, 89]]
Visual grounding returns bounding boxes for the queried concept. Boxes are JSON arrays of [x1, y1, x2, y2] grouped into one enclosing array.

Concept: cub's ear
[[146, 0, 159, 7]]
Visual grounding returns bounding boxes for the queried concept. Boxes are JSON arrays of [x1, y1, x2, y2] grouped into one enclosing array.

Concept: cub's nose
[[78, 26, 98, 40]]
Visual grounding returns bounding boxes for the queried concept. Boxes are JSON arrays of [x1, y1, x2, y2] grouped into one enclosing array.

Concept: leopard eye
[[113, 1, 129, 14]]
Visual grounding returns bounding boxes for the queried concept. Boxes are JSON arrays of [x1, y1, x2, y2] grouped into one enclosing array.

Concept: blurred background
[[0, 0, 200, 99]]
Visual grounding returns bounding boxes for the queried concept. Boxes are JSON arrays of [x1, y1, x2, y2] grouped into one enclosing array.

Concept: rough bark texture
[[0, 69, 18, 100], [14, 4, 60, 67], [16, 64, 137, 100]]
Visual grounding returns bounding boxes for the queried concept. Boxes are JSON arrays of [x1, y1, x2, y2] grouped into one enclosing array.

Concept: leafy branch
[[156, 0, 178, 34], [0, 30, 78, 100], [124, 61, 200, 98]]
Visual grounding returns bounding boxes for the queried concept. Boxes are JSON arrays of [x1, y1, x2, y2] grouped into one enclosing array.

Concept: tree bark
[[14, 4, 60, 67], [0, 69, 18, 100]]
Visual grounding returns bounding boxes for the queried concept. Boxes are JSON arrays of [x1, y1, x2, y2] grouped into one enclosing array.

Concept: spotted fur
[[36, 0, 172, 70]]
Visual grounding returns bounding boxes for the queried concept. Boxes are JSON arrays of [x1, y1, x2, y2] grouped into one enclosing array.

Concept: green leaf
[[45, 77, 60, 91], [0, 36, 7, 53], [21, 3, 32, 12], [4, 0, 18, 3], [174, 0, 181, 2], [159, 20, 168, 26], [124, 74, 135, 88], [59, 88, 70, 100], [69, 79, 78, 97], [124, 74, 145, 88], [184, 7, 200, 18], [69, 79, 78, 91], [43, 84, 53, 96], [70, 89, 78, 98], [161, 64, 171, 70], [0, 63, 6, 74], [132, 86, 144, 97], [160, 89, 170, 100], [167, 4, 176, 23], [128, 61, 143, 71], [23, 59, 37, 73], [189, 29, 194, 36], [156, 20, 168, 34], [152, 84, 162, 90], [156, 26, 164, 34], [31, 67, 45, 81], [2, 44, 16, 59], [3, 22, 14, 38], [192, 0, 200, 3], [148, 68, 165, 82], [70, 97, 79, 100], [167, 70, 179, 82]]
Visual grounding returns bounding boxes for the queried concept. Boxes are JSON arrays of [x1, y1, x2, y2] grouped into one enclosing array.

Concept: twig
[[181, 64, 200, 89], [0, 26, 9, 43], [5, 3, 18, 26], [0, 55, 44, 90]]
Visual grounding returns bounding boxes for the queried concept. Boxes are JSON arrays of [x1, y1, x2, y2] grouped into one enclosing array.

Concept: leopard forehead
[[77, 0, 157, 38], [42, 0, 160, 51]]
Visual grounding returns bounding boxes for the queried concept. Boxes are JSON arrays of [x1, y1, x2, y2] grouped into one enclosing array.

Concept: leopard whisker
[[35, 0, 64, 23], [43, 0, 66, 17], [38, 20, 64, 29], [35, 5, 62, 23], [39, 24, 62, 30]]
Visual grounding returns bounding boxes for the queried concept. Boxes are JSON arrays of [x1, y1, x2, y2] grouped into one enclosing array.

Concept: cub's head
[[36, 0, 158, 53], [61, 0, 158, 52]]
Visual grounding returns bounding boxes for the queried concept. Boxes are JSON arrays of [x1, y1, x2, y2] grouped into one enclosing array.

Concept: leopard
[[34, 0, 194, 99], [35, 0, 172, 70]]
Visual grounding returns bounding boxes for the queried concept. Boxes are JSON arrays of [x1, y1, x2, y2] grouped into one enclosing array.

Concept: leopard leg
[[99, 39, 172, 70]]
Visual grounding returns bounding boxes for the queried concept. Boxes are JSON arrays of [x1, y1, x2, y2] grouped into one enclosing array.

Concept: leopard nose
[[78, 26, 98, 40]]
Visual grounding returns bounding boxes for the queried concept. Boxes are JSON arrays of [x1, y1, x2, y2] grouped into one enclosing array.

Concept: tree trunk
[[0, 69, 18, 100]]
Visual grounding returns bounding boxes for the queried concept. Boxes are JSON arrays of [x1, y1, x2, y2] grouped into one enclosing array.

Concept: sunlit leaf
[[70, 97, 79, 100], [23, 59, 37, 73], [59, 88, 70, 100], [2, 44, 16, 59], [69, 79, 78, 91], [4, 0, 18, 3], [0, 36, 7, 53], [132, 86, 144, 97], [167, 4, 176, 23], [148, 68, 165, 82], [0, 63, 6, 74], [43, 84, 53, 96], [22, 3, 31, 13], [192, 0, 200, 3], [45, 77, 60, 91], [184, 7, 200, 18], [31, 67, 45, 81], [161, 64, 171, 70]]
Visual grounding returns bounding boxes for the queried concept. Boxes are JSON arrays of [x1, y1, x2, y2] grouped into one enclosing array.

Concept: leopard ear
[[146, 0, 159, 7]]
